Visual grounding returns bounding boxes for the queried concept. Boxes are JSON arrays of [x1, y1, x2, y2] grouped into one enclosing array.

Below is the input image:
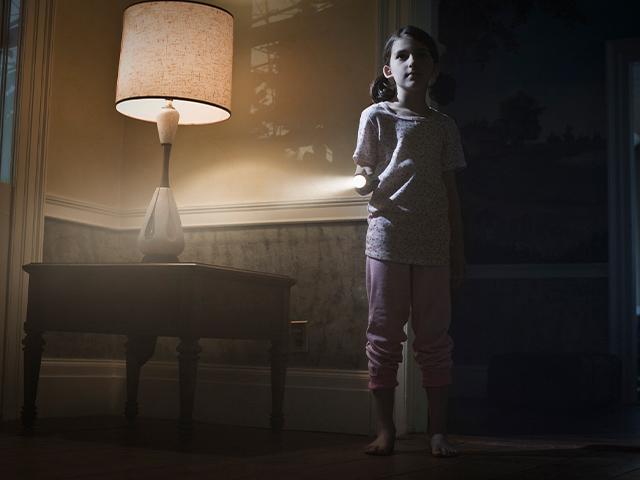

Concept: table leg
[[124, 336, 157, 424], [177, 337, 201, 431], [21, 328, 45, 431], [270, 340, 288, 432]]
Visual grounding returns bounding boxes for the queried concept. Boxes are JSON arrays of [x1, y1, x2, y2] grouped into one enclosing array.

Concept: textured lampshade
[[115, 1, 233, 125]]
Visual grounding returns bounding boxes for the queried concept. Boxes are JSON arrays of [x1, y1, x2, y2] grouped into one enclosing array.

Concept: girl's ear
[[383, 64, 393, 79]]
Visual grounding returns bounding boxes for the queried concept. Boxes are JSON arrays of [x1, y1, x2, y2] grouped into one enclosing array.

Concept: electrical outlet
[[289, 320, 308, 353]]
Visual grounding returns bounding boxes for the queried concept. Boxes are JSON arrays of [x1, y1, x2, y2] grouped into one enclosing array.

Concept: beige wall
[[46, 0, 377, 218], [46, 0, 126, 209]]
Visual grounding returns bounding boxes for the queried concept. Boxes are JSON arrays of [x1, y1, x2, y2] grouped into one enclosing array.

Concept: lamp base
[[137, 186, 184, 259]]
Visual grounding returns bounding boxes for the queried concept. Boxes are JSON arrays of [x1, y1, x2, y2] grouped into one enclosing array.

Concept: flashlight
[[353, 172, 379, 195], [353, 174, 367, 189]]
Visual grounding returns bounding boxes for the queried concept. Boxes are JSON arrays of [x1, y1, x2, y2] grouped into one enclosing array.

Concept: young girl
[[353, 25, 465, 457]]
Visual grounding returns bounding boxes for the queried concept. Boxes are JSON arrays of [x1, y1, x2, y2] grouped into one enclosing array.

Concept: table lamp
[[115, 1, 233, 262]]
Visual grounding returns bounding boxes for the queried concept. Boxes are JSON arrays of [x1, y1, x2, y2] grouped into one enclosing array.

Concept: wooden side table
[[21, 263, 295, 432]]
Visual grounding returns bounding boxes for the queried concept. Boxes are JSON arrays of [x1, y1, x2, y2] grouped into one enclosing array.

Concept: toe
[[367, 446, 392, 456], [442, 447, 458, 457], [365, 442, 393, 456], [431, 446, 458, 458]]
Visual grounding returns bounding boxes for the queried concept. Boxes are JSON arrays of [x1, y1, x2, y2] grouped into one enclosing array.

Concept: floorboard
[[1, 416, 639, 479]]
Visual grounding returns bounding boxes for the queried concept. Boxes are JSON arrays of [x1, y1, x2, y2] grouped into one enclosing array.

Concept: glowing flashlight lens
[[353, 174, 367, 189]]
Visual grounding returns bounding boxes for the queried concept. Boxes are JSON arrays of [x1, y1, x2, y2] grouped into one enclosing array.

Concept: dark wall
[[452, 276, 609, 365]]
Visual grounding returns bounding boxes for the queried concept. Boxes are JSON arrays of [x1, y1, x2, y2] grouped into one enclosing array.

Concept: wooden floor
[[2, 416, 640, 479]]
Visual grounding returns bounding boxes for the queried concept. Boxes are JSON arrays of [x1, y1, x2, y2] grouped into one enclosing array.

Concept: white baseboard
[[37, 359, 127, 417], [37, 359, 487, 436], [38, 359, 373, 435]]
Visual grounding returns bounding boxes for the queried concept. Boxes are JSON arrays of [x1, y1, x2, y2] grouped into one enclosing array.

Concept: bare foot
[[364, 428, 395, 456], [430, 433, 458, 457]]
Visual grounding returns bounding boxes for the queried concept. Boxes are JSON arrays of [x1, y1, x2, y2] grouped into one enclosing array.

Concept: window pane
[[0, 0, 21, 184], [437, 0, 640, 263]]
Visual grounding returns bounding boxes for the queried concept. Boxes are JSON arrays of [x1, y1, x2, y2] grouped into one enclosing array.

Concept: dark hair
[[370, 25, 440, 103]]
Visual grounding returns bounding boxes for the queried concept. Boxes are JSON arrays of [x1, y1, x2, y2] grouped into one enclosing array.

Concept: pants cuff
[[368, 368, 399, 390]]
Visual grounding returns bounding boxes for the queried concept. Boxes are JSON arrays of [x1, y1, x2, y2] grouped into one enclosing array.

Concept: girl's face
[[383, 36, 438, 94]]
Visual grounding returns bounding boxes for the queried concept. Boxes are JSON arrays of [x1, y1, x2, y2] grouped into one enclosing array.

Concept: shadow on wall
[[179, 0, 370, 199], [177, 0, 373, 200], [245, 0, 337, 164]]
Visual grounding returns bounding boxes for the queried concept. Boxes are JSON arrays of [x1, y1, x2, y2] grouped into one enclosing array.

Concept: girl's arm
[[353, 111, 379, 174], [443, 171, 465, 289]]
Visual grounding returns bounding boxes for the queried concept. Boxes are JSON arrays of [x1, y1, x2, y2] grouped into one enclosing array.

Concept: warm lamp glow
[[115, 1, 233, 125], [116, 98, 230, 125]]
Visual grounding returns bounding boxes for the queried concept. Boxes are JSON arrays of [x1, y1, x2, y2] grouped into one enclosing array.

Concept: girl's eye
[[396, 51, 428, 60]]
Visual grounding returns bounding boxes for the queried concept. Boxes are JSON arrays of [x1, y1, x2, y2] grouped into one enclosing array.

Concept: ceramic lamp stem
[[161, 144, 172, 188], [157, 101, 179, 188]]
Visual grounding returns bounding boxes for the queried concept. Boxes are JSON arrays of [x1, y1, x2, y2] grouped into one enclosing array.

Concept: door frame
[[607, 38, 640, 404], [375, 0, 440, 435], [0, 0, 53, 421]]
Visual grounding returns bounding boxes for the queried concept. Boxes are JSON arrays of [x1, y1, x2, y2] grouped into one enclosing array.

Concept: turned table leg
[[124, 336, 157, 424], [21, 326, 45, 432], [177, 337, 201, 431], [270, 339, 288, 432]]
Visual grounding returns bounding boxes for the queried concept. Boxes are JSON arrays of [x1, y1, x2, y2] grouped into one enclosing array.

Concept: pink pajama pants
[[365, 256, 453, 390]]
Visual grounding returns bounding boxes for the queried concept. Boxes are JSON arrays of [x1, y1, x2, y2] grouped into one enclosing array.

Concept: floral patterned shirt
[[353, 101, 466, 265]]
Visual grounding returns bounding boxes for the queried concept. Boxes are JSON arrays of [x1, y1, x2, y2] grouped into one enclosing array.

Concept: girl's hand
[[355, 165, 374, 176], [354, 165, 378, 195]]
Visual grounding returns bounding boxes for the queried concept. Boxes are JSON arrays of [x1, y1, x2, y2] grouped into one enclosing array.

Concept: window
[[0, 0, 21, 184]]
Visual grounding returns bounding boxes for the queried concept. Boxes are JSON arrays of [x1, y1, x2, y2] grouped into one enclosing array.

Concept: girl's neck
[[392, 89, 429, 115]]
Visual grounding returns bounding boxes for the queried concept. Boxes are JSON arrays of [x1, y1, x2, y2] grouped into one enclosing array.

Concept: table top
[[23, 262, 296, 286], [22, 262, 296, 339]]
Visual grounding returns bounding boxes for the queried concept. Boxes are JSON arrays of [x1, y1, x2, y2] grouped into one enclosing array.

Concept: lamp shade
[[115, 1, 233, 125]]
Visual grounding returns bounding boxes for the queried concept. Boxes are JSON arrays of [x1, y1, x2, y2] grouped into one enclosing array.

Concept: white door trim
[[0, 183, 12, 417], [376, 0, 439, 435], [1, 0, 54, 421], [607, 38, 640, 404]]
